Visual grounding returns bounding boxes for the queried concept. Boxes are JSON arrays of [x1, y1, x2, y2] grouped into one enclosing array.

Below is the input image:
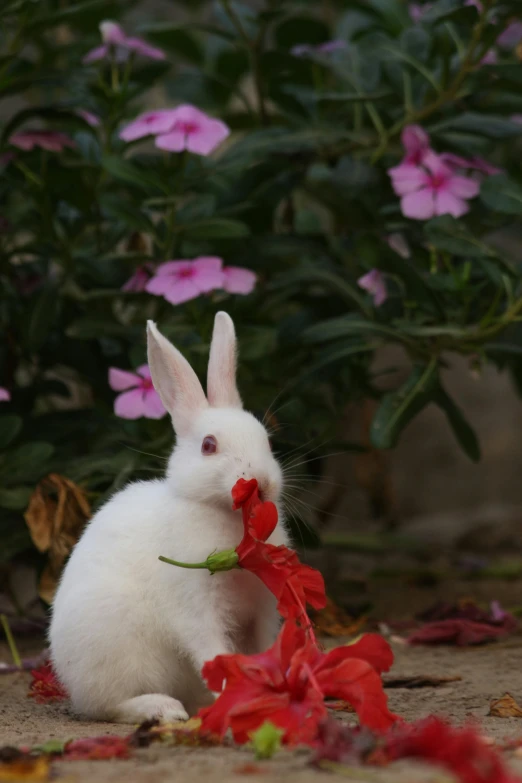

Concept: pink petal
[[82, 45, 109, 64], [155, 130, 186, 152], [122, 266, 150, 292], [434, 189, 469, 218], [186, 118, 230, 156], [136, 364, 151, 379], [100, 21, 126, 45], [76, 110, 100, 127], [126, 37, 166, 60], [497, 21, 522, 49], [192, 256, 225, 292], [109, 368, 140, 391], [386, 233, 410, 259], [145, 275, 175, 296], [422, 151, 452, 179], [155, 260, 194, 277], [357, 270, 387, 306], [0, 388, 10, 402], [388, 163, 428, 196], [162, 278, 202, 305], [448, 174, 480, 199], [401, 187, 435, 220], [120, 110, 179, 142], [222, 266, 257, 294], [402, 125, 429, 157], [114, 389, 147, 419], [142, 389, 167, 419]]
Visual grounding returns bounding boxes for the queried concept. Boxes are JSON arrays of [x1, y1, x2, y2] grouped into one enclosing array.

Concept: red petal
[[317, 659, 397, 732], [232, 478, 259, 511], [316, 634, 394, 675], [249, 501, 278, 541]]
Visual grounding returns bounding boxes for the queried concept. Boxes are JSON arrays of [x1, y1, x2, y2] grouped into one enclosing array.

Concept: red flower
[[385, 717, 519, 783], [199, 619, 396, 745], [232, 479, 326, 623], [63, 736, 130, 761], [28, 662, 68, 703]]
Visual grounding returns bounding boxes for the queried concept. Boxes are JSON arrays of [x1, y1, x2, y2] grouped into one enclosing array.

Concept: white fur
[[49, 312, 288, 723]]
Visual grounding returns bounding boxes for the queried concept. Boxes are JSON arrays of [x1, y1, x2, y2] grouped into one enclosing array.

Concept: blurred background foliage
[[1, 0, 522, 601]]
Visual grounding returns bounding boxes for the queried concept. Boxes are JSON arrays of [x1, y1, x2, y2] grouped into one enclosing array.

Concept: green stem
[[373, 1, 492, 162], [0, 614, 22, 668], [159, 555, 208, 569], [221, 0, 268, 124]]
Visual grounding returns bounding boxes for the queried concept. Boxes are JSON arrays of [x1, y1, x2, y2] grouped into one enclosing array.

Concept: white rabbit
[[49, 312, 288, 724]]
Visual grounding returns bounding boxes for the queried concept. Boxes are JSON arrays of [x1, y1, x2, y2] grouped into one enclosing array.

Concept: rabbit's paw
[[112, 694, 189, 724]]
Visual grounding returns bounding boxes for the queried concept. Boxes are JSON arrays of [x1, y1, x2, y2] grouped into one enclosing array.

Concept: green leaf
[[0, 416, 22, 450], [0, 487, 32, 510], [424, 216, 495, 258], [0, 442, 54, 483], [25, 285, 59, 353], [431, 113, 522, 140], [274, 266, 370, 312], [25, 0, 118, 30], [138, 24, 204, 64], [299, 342, 374, 380], [66, 319, 139, 339], [33, 739, 68, 755], [250, 721, 284, 760], [304, 316, 401, 344], [422, 0, 478, 25], [101, 156, 167, 194], [100, 195, 156, 234], [180, 218, 250, 239], [480, 174, 522, 215], [370, 361, 438, 449], [274, 15, 330, 49], [433, 385, 481, 462]]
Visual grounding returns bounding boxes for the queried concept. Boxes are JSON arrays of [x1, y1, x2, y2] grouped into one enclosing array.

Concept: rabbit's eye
[[202, 435, 217, 455]]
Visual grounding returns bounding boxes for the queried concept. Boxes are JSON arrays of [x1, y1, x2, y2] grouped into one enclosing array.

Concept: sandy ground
[[2, 636, 522, 782]]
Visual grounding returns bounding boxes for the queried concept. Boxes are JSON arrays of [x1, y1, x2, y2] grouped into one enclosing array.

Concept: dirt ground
[[2, 633, 522, 783]]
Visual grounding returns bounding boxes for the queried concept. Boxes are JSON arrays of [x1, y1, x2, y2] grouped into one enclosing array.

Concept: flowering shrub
[[1, 0, 522, 565]]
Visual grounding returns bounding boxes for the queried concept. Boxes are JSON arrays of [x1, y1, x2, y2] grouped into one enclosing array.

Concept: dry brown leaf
[[0, 756, 50, 782], [234, 764, 263, 775], [326, 700, 356, 713], [310, 598, 366, 638], [24, 474, 90, 603], [489, 693, 522, 718], [383, 674, 462, 689]]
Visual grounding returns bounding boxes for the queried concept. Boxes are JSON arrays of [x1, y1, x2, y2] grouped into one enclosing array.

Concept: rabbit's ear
[[207, 311, 242, 408], [147, 321, 208, 435]]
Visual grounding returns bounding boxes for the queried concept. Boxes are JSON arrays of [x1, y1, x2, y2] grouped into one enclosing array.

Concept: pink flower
[[76, 109, 100, 127], [440, 152, 502, 176], [389, 151, 480, 220], [108, 364, 166, 420], [409, 3, 434, 22], [119, 110, 180, 142], [222, 266, 257, 295], [9, 130, 75, 152], [401, 125, 430, 166], [0, 388, 10, 402], [122, 263, 154, 292], [357, 270, 387, 306], [480, 49, 497, 65], [155, 105, 230, 156], [146, 257, 225, 305], [386, 233, 410, 259], [497, 21, 522, 49], [291, 40, 346, 57], [83, 20, 165, 64]]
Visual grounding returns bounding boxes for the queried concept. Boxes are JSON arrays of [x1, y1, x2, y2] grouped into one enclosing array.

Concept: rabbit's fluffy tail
[[110, 694, 189, 724]]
